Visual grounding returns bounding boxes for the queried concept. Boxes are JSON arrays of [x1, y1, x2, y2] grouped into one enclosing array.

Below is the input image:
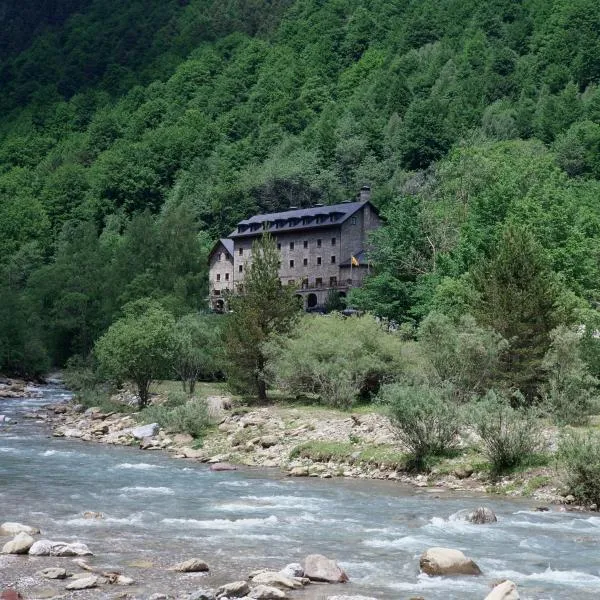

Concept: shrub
[[559, 431, 600, 506], [470, 390, 544, 474], [542, 325, 599, 425], [139, 397, 211, 439], [380, 383, 462, 470], [265, 314, 407, 408]]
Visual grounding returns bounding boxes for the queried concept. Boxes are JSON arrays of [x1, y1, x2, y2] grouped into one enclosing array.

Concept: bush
[[139, 397, 210, 439], [559, 431, 600, 506], [264, 314, 406, 408], [380, 383, 462, 471], [542, 325, 599, 425], [470, 390, 544, 474]]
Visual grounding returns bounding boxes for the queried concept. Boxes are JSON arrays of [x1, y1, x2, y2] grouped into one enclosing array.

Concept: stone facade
[[208, 188, 381, 311]]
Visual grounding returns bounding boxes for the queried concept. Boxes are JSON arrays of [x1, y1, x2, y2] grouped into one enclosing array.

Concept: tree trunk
[[137, 379, 151, 408], [256, 354, 267, 401]]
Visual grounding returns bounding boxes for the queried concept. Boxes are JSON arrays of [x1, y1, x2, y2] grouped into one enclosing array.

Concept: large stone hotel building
[[208, 186, 381, 311]]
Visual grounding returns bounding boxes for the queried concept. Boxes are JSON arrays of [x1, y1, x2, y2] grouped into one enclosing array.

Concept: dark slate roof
[[209, 238, 234, 258], [229, 200, 373, 238]]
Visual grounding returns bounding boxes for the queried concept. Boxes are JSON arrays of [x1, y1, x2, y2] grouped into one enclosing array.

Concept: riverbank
[[36, 382, 575, 508]]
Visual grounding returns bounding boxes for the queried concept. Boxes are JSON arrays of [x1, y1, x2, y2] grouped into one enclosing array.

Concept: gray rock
[[327, 597, 378, 600], [251, 572, 301, 590], [0, 522, 40, 536], [259, 436, 279, 448], [248, 585, 287, 599], [65, 575, 98, 590], [217, 581, 250, 598], [279, 564, 303, 579], [188, 590, 216, 600], [29, 540, 53, 556], [169, 558, 210, 572], [466, 506, 497, 524], [288, 467, 309, 477], [485, 580, 519, 600], [419, 547, 481, 576], [148, 594, 169, 600], [38, 567, 68, 580], [28, 539, 92, 557], [129, 423, 159, 439], [116, 575, 135, 585], [2, 532, 34, 554], [209, 462, 237, 472], [304, 554, 348, 583]]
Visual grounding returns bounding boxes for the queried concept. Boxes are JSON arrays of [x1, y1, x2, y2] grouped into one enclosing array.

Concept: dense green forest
[[2, 0, 600, 382]]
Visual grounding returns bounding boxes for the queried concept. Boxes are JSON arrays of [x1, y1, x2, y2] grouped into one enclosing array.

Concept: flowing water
[[2, 385, 600, 599]]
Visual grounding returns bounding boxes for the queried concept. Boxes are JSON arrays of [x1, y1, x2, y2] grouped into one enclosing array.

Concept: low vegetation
[[559, 431, 600, 506], [139, 396, 211, 440]]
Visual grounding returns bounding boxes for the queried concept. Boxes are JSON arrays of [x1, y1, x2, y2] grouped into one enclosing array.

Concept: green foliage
[[265, 314, 405, 408], [417, 312, 508, 400], [380, 383, 462, 471], [173, 313, 223, 394], [542, 325, 599, 425], [470, 390, 544, 474], [139, 397, 211, 439], [224, 233, 300, 400], [559, 431, 600, 506], [94, 299, 177, 407]]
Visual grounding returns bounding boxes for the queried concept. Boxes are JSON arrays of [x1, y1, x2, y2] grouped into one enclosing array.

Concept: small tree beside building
[[224, 233, 300, 400]]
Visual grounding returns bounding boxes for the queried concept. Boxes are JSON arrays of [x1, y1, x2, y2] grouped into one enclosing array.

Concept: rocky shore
[[14, 386, 572, 507]]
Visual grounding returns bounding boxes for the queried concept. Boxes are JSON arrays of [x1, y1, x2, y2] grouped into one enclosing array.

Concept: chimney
[[360, 185, 371, 202]]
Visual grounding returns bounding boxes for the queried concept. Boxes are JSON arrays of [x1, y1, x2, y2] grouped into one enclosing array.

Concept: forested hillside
[[2, 0, 600, 378]]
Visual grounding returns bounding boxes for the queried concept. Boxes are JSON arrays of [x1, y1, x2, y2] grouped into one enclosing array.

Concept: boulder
[[82, 511, 104, 520], [65, 575, 98, 590], [259, 436, 279, 448], [173, 433, 195, 446], [0, 522, 40, 536], [419, 547, 481, 576], [249, 585, 287, 599], [129, 423, 159, 439], [485, 580, 519, 600], [304, 554, 348, 583], [179, 447, 205, 459], [288, 467, 309, 477], [38, 567, 68, 580], [251, 572, 301, 589], [188, 590, 216, 600], [28, 540, 92, 556], [2, 532, 34, 554], [279, 563, 303, 579], [210, 462, 237, 472], [466, 507, 497, 525], [217, 581, 250, 598], [116, 575, 135, 585], [169, 558, 210, 573]]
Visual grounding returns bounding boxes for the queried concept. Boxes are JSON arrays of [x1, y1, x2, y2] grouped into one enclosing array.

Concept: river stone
[[0, 522, 40, 536], [419, 547, 481, 576], [29, 540, 92, 556], [188, 589, 216, 600], [259, 436, 279, 448], [217, 581, 249, 598], [209, 462, 237, 472], [116, 575, 135, 585], [249, 585, 287, 599], [304, 554, 349, 583], [65, 575, 98, 590], [169, 558, 210, 572], [279, 563, 303, 579], [251, 572, 301, 589], [38, 567, 68, 580], [466, 507, 497, 524], [289, 467, 309, 477], [129, 423, 159, 439], [327, 597, 378, 600], [2, 532, 34, 554], [485, 580, 519, 600]]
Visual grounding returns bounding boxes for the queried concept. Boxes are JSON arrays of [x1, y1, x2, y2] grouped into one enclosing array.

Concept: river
[[1, 385, 600, 599]]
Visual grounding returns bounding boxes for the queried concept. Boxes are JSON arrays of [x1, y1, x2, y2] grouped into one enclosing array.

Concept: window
[[351, 217, 357, 225], [290, 241, 295, 250], [216, 273, 221, 281], [288, 280, 295, 286], [289, 259, 295, 268], [238, 248, 243, 256], [214, 289, 220, 295], [238, 265, 243, 273], [218, 253, 223, 261], [316, 277, 323, 288], [317, 239, 322, 248], [302, 278, 309, 289], [303, 240, 308, 249], [277, 243, 281, 250], [331, 237, 336, 246], [331, 255, 336, 264], [317, 257, 322, 265], [303, 258, 308, 266], [225, 273, 230, 281], [330, 276, 337, 287]]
